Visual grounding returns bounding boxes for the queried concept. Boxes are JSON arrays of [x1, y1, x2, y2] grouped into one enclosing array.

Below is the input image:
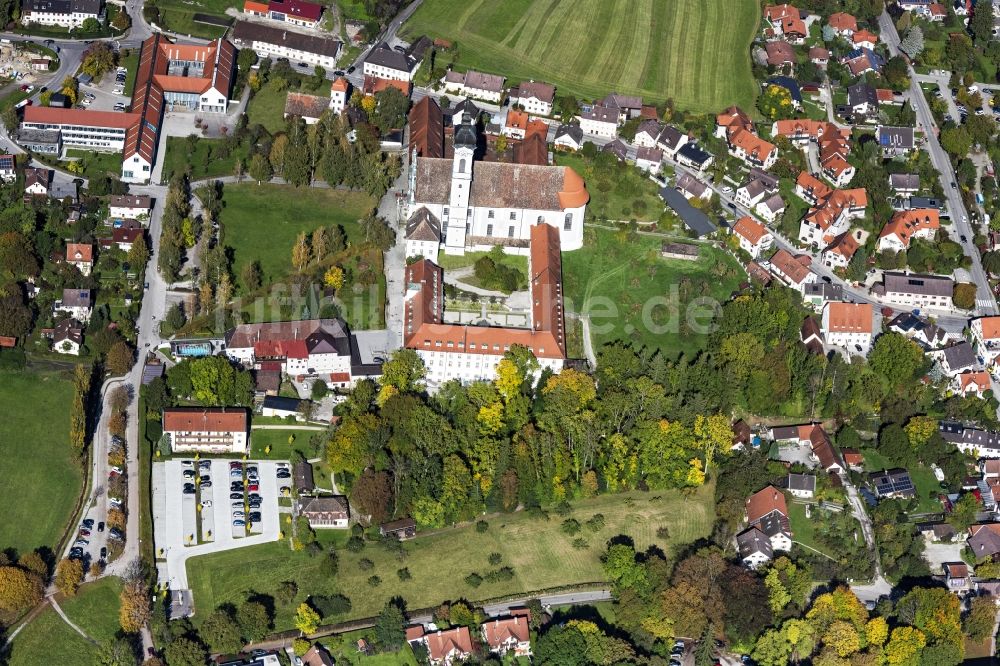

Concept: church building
[[404, 110, 589, 258]]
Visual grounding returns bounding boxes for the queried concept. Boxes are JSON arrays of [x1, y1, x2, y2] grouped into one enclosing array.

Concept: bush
[[313, 594, 352, 618], [572, 538, 589, 550], [488, 552, 502, 565], [475, 520, 489, 533], [367, 575, 381, 587], [585, 514, 605, 532], [561, 518, 581, 536], [464, 573, 483, 587], [358, 558, 374, 571], [485, 566, 515, 583], [346, 536, 365, 552], [656, 526, 670, 539], [276, 581, 298, 606], [397, 567, 411, 581], [319, 552, 338, 576], [293, 638, 310, 656], [554, 500, 572, 516]]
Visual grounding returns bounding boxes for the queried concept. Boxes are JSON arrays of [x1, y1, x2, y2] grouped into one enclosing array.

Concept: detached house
[[933, 341, 977, 377], [955, 370, 992, 398], [822, 230, 863, 270], [787, 473, 816, 499], [878, 209, 939, 252], [54, 288, 93, 322], [578, 105, 618, 138], [732, 216, 773, 259], [877, 125, 915, 157], [889, 173, 920, 195], [443, 70, 506, 103], [726, 127, 777, 169], [827, 11, 857, 36], [735, 168, 779, 208], [972, 316, 1000, 368], [481, 612, 532, 657], [852, 29, 879, 50], [875, 271, 954, 310], [767, 248, 816, 293], [968, 523, 1000, 560], [737, 527, 774, 568], [765, 41, 797, 68], [822, 301, 874, 356], [764, 4, 807, 42], [109, 194, 153, 222], [298, 496, 350, 528], [52, 318, 83, 355], [744, 485, 792, 551], [510, 81, 555, 116], [65, 243, 94, 276], [423, 627, 474, 665]]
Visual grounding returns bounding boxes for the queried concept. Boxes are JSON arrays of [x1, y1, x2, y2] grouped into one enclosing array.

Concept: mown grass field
[[0, 370, 82, 557], [402, 0, 759, 112], [187, 484, 714, 630], [59, 578, 123, 645], [562, 227, 743, 357], [5, 607, 97, 665]]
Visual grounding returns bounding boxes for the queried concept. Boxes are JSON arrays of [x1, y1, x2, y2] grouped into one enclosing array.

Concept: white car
[[201, 499, 212, 508], [722, 186, 733, 194]]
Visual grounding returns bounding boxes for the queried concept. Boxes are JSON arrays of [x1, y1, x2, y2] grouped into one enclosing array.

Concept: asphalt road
[[878, 10, 998, 315]]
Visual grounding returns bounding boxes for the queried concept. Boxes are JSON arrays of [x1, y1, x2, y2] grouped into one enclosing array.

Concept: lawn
[[554, 153, 664, 222], [58, 578, 122, 645], [147, 0, 234, 38], [249, 428, 322, 460], [562, 227, 742, 357], [4, 607, 97, 665], [186, 484, 715, 630], [860, 449, 943, 514], [120, 50, 140, 97], [320, 629, 420, 665], [65, 149, 122, 179], [435, 249, 528, 274], [401, 0, 759, 113], [247, 80, 291, 134], [0, 370, 82, 557], [787, 501, 832, 557], [161, 136, 251, 182]]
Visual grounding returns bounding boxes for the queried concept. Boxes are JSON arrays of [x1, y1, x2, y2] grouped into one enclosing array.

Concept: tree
[[17, 552, 48, 580], [971, 0, 995, 43], [900, 25, 924, 59], [80, 16, 101, 32], [249, 153, 272, 184], [350, 469, 393, 524], [119, 579, 151, 633], [953, 283, 976, 310], [323, 266, 345, 290], [884, 626, 925, 665], [292, 232, 310, 273], [374, 601, 406, 650], [81, 42, 115, 77], [54, 558, 84, 596], [868, 333, 926, 387], [237, 47, 257, 73], [883, 56, 910, 88], [294, 602, 321, 635], [127, 233, 150, 268], [60, 75, 79, 105], [238, 601, 272, 643], [0, 565, 43, 612], [201, 608, 243, 654], [985, 251, 1000, 276], [757, 84, 794, 120], [95, 637, 138, 666], [106, 340, 134, 376], [964, 595, 996, 641], [379, 349, 426, 400], [241, 260, 262, 291], [940, 126, 972, 157], [163, 637, 207, 666]]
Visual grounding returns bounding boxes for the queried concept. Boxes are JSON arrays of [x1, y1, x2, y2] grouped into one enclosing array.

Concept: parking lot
[[78, 65, 129, 112], [153, 458, 284, 606]]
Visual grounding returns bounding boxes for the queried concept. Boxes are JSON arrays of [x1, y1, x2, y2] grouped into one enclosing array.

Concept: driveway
[[923, 541, 965, 574]]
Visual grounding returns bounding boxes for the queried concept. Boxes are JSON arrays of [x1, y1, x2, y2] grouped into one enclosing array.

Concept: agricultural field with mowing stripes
[[402, 0, 759, 112]]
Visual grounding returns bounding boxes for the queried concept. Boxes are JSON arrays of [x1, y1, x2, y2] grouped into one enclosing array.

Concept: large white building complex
[[403, 224, 567, 387], [232, 21, 342, 69], [162, 407, 249, 454], [18, 34, 236, 184], [404, 117, 589, 257]]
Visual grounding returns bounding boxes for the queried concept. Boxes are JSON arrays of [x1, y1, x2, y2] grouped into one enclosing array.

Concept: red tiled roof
[[826, 302, 873, 334], [65, 242, 93, 263], [425, 627, 473, 661], [746, 485, 788, 523], [23, 105, 138, 129], [482, 616, 530, 648], [268, 0, 323, 20], [879, 208, 940, 248], [163, 407, 248, 432], [733, 216, 768, 244]]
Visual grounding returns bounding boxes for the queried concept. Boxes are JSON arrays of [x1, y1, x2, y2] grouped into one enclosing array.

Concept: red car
[[19, 84, 27, 91], [247, 484, 259, 492]]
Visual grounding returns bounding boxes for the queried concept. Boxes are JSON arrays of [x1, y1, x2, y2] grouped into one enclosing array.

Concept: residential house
[[656, 125, 689, 158], [801, 315, 825, 354], [765, 41, 797, 68], [821, 301, 874, 356], [827, 11, 858, 35], [787, 473, 816, 499], [757, 194, 786, 224], [848, 82, 878, 117], [798, 186, 867, 248], [971, 316, 1000, 368], [244, 0, 323, 27], [380, 517, 417, 539], [732, 216, 773, 259], [737, 526, 774, 568], [602, 139, 629, 161], [501, 109, 529, 140], [809, 424, 843, 472], [553, 123, 584, 151], [869, 468, 916, 498], [772, 121, 855, 187], [24, 167, 50, 196], [329, 76, 349, 114], [940, 421, 1000, 459], [955, 370, 992, 398], [404, 207, 442, 259], [933, 341, 977, 377], [598, 93, 643, 123], [767, 248, 817, 293], [424, 627, 474, 665], [822, 229, 863, 269], [764, 4, 807, 42], [578, 105, 618, 138], [877, 125, 915, 157], [362, 43, 419, 81], [726, 127, 777, 169], [634, 146, 663, 173], [968, 523, 1000, 560], [442, 70, 506, 103], [261, 395, 305, 420], [109, 194, 152, 221], [843, 449, 864, 470], [224, 318, 360, 385], [852, 29, 879, 49], [64, 243, 93, 276], [111, 227, 143, 251], [302, 645, 336, 666], [675, 173, 711, 201], [234, 21, 342, 69], [510, 81, 555, 116], [21, 0, 102, 28], [745, 485, 792, 551], [52, 318, 83, 355], [634, 119, 665, 148], [297, 496, 349, 528], [54, 288, 92, 321], [715, 105, 754, 139], [0, 154, 14, 182], [983, 460, 1000, 480], [732, 419, 753, 450], [675, 143, 714, 171], [929, 2, 948, 19], [809, 46, 831, 65], [283, 92, 331, 125], [887, 311, 952, 349], [889, 173, 920, 195], [874, 272, 954, 310], [481, 613, 532, 657], [804, 282, 845, 311], [735, 168, 779, 208], [162, 407, 250, 454], [844, 48, 883, 76], [877, 208, 939, 252]]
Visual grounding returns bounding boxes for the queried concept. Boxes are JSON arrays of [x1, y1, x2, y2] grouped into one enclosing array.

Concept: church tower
[[444, 120, 477, 255]]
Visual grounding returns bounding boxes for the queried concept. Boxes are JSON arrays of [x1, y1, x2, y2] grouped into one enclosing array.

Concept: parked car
[[79, 528, 91, 537], [69, 547, 84, 559], [248, 484, 259, 492], [230, 492, 244, 500], [109, 528, 124, 540], [233, 519, 245, 527], [249, 512, 262, 522], [183, 469, 195, 479], [183, 484, 196, 494], [201, 499, 213, 508], [75, 538, 88, 546], [82, 518, 95, 529], [97, 521, 105, 532], [182, 460, 194, 467], [199, 460, 211, 470]]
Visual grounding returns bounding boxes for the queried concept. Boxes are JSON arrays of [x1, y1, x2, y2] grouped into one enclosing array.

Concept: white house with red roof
[[732, 216, 773, 259], [954, 370, 992, 398], [877, 209, 940, 252], [971, 316, 1000, 369], [481, 611, 532, 657], [224, 318, 355, 385], [766, 248, 817, 294], [745, 485, 792, 551], [822, 301, 874, 356], [162, 407, 249, 454], [65, 242, 94, 276]]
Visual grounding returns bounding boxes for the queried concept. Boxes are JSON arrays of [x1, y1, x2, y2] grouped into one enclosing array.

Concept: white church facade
[[404, 113, 590, 258]]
